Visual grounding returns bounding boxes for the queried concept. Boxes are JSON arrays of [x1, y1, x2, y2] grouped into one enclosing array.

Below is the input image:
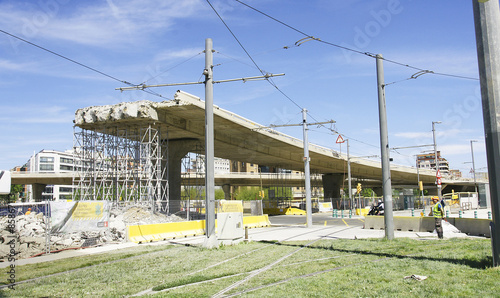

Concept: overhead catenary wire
[[0, 29, 166, 99], [206, 0, 304, 112], [234, 0, 479, 82]]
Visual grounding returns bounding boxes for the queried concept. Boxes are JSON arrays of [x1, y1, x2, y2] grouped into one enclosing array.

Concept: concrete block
[[393, 217, 421, 232], [454, 218, 491, 237], [364, 216, 385, 230]]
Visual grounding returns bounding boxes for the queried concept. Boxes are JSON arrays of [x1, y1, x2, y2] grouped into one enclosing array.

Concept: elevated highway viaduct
[[68, 90, 477, 211], [11, 171, 478, 202]]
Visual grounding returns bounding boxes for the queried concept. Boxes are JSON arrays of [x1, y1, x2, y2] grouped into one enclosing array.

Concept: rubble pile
[[0, 205, 184, 261]]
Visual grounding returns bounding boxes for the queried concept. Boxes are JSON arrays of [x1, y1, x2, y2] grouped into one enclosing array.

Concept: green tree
[[361, 188, 374, 197], [0, 184, 23, 204], [215, 189, 225, 200], [235, 187, 260, 201]]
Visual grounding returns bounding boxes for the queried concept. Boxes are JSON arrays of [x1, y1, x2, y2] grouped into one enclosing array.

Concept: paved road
[[268, 213, 365, 227]]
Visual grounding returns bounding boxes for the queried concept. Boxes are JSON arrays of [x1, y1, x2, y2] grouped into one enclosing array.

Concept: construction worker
[[432, 197, 444, 239]]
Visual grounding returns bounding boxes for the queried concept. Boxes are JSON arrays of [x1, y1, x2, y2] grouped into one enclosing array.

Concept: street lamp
[[470, 140, 478, 194], [432, 121, 442, 200]]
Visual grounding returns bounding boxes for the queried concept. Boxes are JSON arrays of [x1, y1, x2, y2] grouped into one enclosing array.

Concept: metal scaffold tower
[[72, 124, 169, 212]]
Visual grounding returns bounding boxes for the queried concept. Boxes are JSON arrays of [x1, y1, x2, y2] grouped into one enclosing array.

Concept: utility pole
[[470, 140, 478, 195], [265, 118, 335, 228], [347, 138, 352, 210], [302, 109, 313, 227], [376, 54, 394, 240], [204, 38, 217, 248], [432, 121, 442, 200], [473, 0, 500, 267], [116, 38, 284, 248]]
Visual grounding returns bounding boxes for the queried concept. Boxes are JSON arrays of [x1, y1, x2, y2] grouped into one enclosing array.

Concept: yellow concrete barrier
[[127, 215, 271, 243], [243, 215, 271, 229], [356, 208, 369, 216], [127, 220, 206, 243]]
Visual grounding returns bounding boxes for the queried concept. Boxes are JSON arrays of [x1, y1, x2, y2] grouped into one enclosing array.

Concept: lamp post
[[470, 140, 478, 194], [432, 121, 442, 200]]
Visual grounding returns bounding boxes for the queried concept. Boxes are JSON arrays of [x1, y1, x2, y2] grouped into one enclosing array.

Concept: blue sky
[[0, 0, 487, 179]]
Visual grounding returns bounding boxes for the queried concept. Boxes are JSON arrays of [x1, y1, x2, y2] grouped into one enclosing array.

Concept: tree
[[0, 184, 23, 204], [361, 188, 374, 198]]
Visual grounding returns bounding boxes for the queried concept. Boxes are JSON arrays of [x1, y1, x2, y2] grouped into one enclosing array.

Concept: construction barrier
[[355, 208, 369, 216], [318, 202, 333, 213], [243, 215, 271, 229], [364, 216, 492, 237], [263, 207, 306, 215], [127, 215, 271, 243]]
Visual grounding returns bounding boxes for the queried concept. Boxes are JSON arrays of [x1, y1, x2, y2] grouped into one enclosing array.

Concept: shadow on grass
[[257, 240, 493, 269]]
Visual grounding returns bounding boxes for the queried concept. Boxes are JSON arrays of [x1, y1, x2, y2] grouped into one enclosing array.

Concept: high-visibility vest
[[433, 202, 443, 218]]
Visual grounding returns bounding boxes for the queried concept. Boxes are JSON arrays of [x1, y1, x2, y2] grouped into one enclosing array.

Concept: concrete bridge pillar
[[222, 184, 231, 200], [32, 183, 47, 202], [372, 187, 383, 197], [322, 173, 344, 209], [165, 139, 200, 215]]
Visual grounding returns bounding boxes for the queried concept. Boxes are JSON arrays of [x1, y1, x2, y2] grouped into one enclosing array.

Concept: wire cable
[[0, 29, 167, 99], [234, 0, 479, 82], [206, 0, 304, 111], [141, 51, 203, 85]]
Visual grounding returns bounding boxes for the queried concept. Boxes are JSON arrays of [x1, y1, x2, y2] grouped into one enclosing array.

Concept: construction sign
[[51, 201, 110, 233], [336, 135, 345, 144]]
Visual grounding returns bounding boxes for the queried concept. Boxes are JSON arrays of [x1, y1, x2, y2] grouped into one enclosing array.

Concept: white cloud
[[0, 0, 205, 48], [0, 105, 73, 124], [153, 48, 204, 62]]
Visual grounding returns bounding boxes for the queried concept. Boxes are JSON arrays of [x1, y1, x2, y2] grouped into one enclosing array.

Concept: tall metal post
[[473, 0, 500, 266], [376, 54, 394, 240], [302, 109, 313, 228], [432, 121, 442, 200], [416, 158, 424, 200], [347, 139, 352, 209], [204, 38, 217, 247], [470, 140, 478, 194]]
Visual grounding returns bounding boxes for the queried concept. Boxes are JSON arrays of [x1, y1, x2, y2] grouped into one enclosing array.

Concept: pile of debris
[[0, 205, 184, 261]]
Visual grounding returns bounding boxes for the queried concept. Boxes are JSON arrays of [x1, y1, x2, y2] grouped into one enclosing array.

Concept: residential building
[[25, 149, 76, 202], [416, 151, 450, 175]]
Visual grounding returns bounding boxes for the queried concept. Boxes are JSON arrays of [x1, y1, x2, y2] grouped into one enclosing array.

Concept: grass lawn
[[1, 237, 498, 297]]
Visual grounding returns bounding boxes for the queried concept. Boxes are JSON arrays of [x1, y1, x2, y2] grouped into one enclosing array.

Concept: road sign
[[437, 177, 442, 185], [336, 135, 344, 144], [436, 169, 441, 178]]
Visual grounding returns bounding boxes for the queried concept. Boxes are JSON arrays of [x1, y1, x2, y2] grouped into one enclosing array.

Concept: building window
[[60, 157, 73, 164], [44, 186, 54, 194], [60, 165, 73, 171], [59, 187, 73, 193], [40, 164, 54, 171], [40, 157, 54, 163]]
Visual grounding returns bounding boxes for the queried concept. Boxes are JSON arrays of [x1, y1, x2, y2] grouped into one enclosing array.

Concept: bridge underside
[[71, 90, 455, 213]]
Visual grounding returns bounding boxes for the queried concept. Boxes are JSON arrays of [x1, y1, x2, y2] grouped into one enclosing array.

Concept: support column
[[165, 139, 199, 214], [32, 183, 47, 202], [322, 173, 344, 209], [222, 184, 231, 200]]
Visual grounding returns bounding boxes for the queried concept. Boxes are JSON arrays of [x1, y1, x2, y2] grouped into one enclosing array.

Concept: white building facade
[[26, 149, 76, 201]]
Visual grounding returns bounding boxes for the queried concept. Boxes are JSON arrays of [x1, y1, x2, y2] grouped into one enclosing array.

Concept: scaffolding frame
[[73, 124, 169, 212]]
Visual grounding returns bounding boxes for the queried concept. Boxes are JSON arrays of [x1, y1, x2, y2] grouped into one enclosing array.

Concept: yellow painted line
[[342, 219, 349, 227], [357, 218, 365, 223], [324, 221, 327, 226]]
